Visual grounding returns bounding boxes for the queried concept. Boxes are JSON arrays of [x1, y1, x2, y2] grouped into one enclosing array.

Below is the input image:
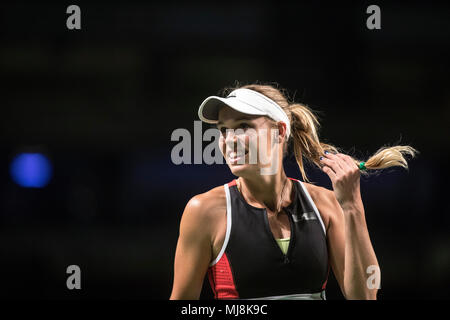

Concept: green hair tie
[[358, 162, 367, 171]]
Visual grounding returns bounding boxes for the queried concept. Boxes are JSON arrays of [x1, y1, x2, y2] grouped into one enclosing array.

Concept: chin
[[227, 163, 259, 177]]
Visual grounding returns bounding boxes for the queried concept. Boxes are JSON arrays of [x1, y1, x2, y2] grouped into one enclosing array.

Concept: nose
[[224, 129, 238, 151]]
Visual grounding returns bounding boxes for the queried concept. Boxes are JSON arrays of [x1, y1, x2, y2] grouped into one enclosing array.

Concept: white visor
[[198, 88, 291, 138]]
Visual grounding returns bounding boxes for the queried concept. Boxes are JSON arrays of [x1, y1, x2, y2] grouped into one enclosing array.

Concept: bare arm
[[170, 196, 213, 300], [341, 199, 379, 299], [320, 152, 380, 300]]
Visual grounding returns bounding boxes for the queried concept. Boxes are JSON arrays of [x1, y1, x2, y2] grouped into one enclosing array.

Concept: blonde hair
[[222, 82, 418, 182]]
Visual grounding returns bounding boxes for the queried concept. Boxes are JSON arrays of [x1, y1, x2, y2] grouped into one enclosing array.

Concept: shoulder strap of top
[[289, 178, 327, 236], [209, 182, 233, 267]]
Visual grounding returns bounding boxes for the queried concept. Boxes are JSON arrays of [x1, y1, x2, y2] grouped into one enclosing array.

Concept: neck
[[238, 171, 292, 213]]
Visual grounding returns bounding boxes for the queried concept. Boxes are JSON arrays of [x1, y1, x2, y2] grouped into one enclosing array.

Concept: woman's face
[[217, 106, 282, 177]]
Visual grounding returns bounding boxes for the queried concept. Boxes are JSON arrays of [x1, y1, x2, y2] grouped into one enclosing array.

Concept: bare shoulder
[[185, 185, 226, 218], [181, 185, 227, 236], [302, 182, 343, 230], [303, 182, 336, 208]]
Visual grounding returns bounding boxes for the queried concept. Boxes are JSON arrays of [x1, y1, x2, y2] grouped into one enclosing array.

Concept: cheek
[[219, 136, 226, 155], [257, 129, 273, 149], [267, 130, 275, 152], [241, 134, 251, 147], [246, 134, 257, 152], [253, 129, 277, 159], [220, 133, 251, 152]]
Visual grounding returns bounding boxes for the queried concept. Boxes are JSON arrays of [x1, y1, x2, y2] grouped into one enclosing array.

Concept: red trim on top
[[207, 253, 239, 299], [207, 267, 217, 299], [321, 264, 330, 290], [288, 177, 300, 182], [228, 179, 237, 187]]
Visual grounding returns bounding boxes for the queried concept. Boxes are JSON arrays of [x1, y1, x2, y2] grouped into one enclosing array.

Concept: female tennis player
[[170, 83, 417, 300]]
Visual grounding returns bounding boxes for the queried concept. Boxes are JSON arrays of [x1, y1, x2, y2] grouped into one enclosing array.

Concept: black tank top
[[207, 178, 329, 300]]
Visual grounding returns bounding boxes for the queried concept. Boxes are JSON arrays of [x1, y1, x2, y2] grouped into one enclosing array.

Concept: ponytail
[[288, 102, 418, 182], [288, 103, 337, 182], [236, 83, 418, 182], [362, 145, 418, 170]]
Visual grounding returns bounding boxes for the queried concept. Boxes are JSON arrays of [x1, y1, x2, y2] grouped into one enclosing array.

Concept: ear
[[276, 121, 288, 143]]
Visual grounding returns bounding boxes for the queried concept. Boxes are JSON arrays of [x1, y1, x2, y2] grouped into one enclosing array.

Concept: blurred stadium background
[[0, 1, 449, 299]]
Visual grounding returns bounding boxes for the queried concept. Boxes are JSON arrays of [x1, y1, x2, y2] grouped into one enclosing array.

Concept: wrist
[[340, 198, 364, 215]]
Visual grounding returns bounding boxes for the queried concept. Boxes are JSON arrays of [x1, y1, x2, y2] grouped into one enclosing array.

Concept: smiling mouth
[[227, 149, 249, 164]]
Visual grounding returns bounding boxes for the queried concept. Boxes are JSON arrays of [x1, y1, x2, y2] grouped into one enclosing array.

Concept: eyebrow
[[217, 117, 252, 126]]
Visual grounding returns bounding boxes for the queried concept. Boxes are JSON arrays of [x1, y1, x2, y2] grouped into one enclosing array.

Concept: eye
[[218, 126, 228, 135], [238, 122, 250, 130]]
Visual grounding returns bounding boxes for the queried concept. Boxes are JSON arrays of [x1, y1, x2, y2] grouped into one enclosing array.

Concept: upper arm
[[170, 195, 213, 300], [310, 186, 347, 298]]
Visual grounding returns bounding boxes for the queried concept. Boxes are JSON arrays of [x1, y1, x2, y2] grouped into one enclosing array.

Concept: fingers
[[320, 152, 360, 181], [320, 152, 342, 183], [335, 153, 358, 172], [320, 152, 344, 175], [322, 165, 336, 181]]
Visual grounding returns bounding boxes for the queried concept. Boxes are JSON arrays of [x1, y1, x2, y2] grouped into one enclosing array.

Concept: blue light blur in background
[[10, 153, 53, 188]]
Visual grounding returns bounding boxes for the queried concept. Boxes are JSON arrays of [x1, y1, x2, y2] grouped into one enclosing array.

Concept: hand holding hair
[[319, 146, 418, 208]]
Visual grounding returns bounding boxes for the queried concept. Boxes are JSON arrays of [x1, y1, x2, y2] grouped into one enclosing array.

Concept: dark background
[[1, 1, 449, 299]]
